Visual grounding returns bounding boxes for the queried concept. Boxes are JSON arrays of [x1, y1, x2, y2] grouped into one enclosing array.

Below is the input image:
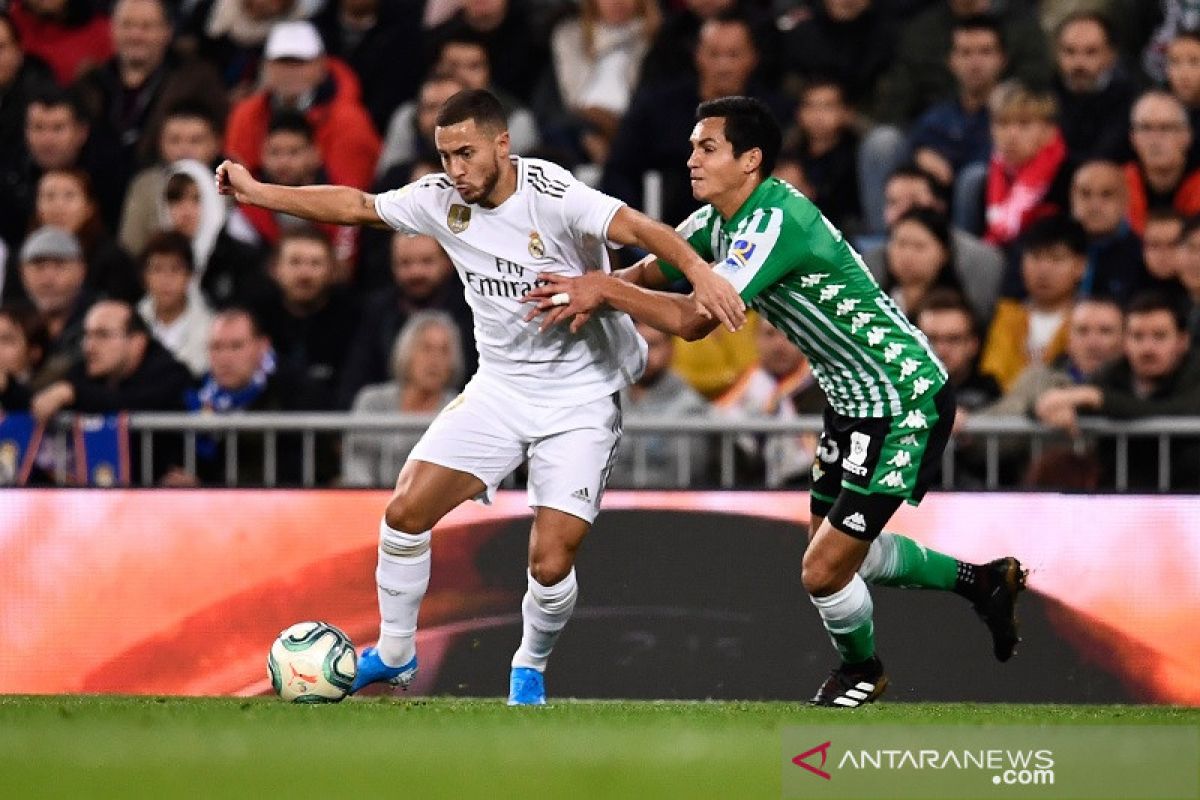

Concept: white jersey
[[375, 157, 646, 406]]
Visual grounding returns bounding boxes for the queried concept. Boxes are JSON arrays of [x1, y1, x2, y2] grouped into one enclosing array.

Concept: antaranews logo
[[790, 739, 1055, 786], [792, 741, 831, 780]]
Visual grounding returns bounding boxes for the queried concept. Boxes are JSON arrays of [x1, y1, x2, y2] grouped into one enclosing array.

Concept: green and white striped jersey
[[660, 178, 946, 418]]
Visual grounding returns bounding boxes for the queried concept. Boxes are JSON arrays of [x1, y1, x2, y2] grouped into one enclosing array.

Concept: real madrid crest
[[528, 231, 545, 258], [447, 204, 471, 234]]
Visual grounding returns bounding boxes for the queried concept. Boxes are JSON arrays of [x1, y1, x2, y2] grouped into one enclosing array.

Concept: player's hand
[[215, 160, 257, 203], [522, 273, 607, 333], [689, 268, 745, 332]]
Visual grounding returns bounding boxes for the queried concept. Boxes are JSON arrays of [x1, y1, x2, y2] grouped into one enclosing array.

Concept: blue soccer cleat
[[507, 666, 546, 706], [350, 647, 418, 694]]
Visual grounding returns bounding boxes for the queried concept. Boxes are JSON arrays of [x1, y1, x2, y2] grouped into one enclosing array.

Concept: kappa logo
[[447, 204, 471, 234], [792, 741, 833, 780], [841, 513, 867, 533], [878, 470, 907, 489]]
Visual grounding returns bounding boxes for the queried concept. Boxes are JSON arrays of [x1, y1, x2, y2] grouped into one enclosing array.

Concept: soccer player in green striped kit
[[525, 96, 1027, 706]]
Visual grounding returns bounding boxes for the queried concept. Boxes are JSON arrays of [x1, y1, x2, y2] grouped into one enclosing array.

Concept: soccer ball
[[267, 621, 357, 703]]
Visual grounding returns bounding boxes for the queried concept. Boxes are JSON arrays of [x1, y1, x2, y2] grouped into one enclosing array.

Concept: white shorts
[[407, 376, 623, 523]]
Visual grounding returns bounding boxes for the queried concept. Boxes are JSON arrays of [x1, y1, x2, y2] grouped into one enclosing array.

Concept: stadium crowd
[[0, 0, 1197, 490]]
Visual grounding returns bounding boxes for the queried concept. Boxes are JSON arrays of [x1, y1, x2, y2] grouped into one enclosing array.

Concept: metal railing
[[26, 412, 1200, 491]]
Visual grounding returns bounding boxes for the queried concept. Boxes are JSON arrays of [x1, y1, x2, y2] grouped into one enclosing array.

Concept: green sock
[[860, 532, 961, 591], [812, 575, 876, 663]]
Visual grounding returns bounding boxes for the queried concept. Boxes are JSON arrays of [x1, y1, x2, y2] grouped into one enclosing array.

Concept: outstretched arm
[[215, 160, 388, 228], [605, 205, 744, 330]]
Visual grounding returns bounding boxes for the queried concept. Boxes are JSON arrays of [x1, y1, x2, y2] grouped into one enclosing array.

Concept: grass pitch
[[1, 696, 1196, 799]]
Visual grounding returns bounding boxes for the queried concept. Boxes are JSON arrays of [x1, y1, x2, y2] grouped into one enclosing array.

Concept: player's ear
[[494, 128, 511, 158], [743, 147, 762, 176]]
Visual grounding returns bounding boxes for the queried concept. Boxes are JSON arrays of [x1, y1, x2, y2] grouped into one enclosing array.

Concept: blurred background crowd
[[0, 0, 1197, 491]]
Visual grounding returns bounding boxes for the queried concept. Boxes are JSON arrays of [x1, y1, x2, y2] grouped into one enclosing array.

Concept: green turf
[[1, 696, 1196, 799]]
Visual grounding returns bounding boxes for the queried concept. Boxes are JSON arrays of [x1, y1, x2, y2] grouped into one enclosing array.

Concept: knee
[[529, 551, 575, 586], [802, 550, 848, 597], [384, 492, 435, 534]]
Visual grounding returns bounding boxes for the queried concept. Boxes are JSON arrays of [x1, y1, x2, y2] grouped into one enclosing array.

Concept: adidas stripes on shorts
[[407, 375, 622, 524], [809, 384, 956, 540]]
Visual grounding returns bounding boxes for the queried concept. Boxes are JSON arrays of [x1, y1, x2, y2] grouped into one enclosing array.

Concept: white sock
[[809, 574, 875, 663], [375, 519, 431, 667], [857, 532, 902, 583], [511, 568, 578, 671]]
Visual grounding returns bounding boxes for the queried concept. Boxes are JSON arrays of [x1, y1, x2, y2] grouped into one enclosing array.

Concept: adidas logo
[[833, 681, 878, 707], [841, 512, 867, 533], [571, 487, 591, 502]]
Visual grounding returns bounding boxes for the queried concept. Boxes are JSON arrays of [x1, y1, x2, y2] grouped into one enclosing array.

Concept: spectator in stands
[[981, 215, 1084, 390], [983, 81, 1069, 248], [136, 231, 214, 378], [0, 303, 47, 411], [1177, 215, 1200, 338], [777, 78, 861, 233], [33, 168, 140, 302], [779, 0, 894, 114], [7, 0, 112, 86], [882, 207, 962, 317], [256, 227, 358, 409], [1034, 291, 1200, 490], [862, 164, 1004, 326], [17, 226, 92, 389], [240, 110, 356, 274], [547, 0, 659, 167], [1141, 208, 1187, 295], [426, 0, 546, 104], [1051, 10, 1136, 164], [74, 0, 226, 175], [608, 321, 710, 488], [1143, 0, 1200, 83], [183, 0, 323, 97], [29, 298, 191, 424], [639, 0, 777, 92], [0, 86, 123, 248], [119, 102, 226, 258], [224, 20, 381, 190], [603, 14, 790, 228], [342, 310, 464, 487], [338, 232, 475, 407], [160, 159, 270, 309], [1165, 26, 1200, 165], [313, 0, 425, 136], [1069, 159, 1146, 306], [983, 295, 1124, 417], [0, 12, 55, 174], [914, 287, 999, 413], [907, 14, 1006, 234], [375, 72, 465, 181], [164, 307, 332, 487], [714, 319, 822, 488], [1125, 90, 1200, 235]]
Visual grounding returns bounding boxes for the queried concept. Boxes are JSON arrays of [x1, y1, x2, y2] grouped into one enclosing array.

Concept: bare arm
[[605, 205, 744, 330], [613, 253, 672, 289], [215, 160, 388, 228]]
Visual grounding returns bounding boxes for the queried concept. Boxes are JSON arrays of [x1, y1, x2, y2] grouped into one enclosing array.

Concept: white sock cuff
[[379, 519, 431, 561], [810, 574, 873, 633], [858, 532, 901, 582], [528, 568, 578, 609]]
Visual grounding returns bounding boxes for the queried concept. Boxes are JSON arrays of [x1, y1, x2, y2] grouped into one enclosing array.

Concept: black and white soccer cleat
[[971, 556, 1028, 662], [809, 656, 889, 708]]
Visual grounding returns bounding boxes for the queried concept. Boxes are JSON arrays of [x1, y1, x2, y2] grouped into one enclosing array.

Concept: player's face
[[917, 308, 978, 379], [209, 316, 266, 390], [1067, 301, 1123, 376], [1124, 310, 1189, 381], [1070, 163, 1126, 237], [391, 234, 452, 300], [756, 322, 803, 379], [1142, 218, 1183, 279], [405, 324, 456, 393], [686, 117, 757, 205], [435, 119, 509, 206]]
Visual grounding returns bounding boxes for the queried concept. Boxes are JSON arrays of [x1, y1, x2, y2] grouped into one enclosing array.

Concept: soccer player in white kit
[[216, 89, 745, 704]]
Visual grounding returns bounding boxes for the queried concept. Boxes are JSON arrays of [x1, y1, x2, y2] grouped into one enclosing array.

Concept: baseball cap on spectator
[[264, 21, 324, 61], [20, 226, 82, 263]]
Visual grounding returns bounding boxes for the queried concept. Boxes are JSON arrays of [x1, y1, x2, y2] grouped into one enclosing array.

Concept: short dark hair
[[796, 76, 847, 104], [214, 306, 264, 339], [162, 100, 222, 135], [887, 163, 939, 192], [695, 95, 782, 178], [140, 230, 195, 273], [1055, 9, 1116, 48], [913, 287, 977, 332], [276, 226, 335, 263], [0, 302, 49, 363], [27, 86, 89, 124], [1020, 214, 1088, 256], [952, 14, 1006, 52], [435, 88, 507, 133], [1126, 290, 1186, 331], [267, 108, 314, 140], [164, 171, 197, 203]]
